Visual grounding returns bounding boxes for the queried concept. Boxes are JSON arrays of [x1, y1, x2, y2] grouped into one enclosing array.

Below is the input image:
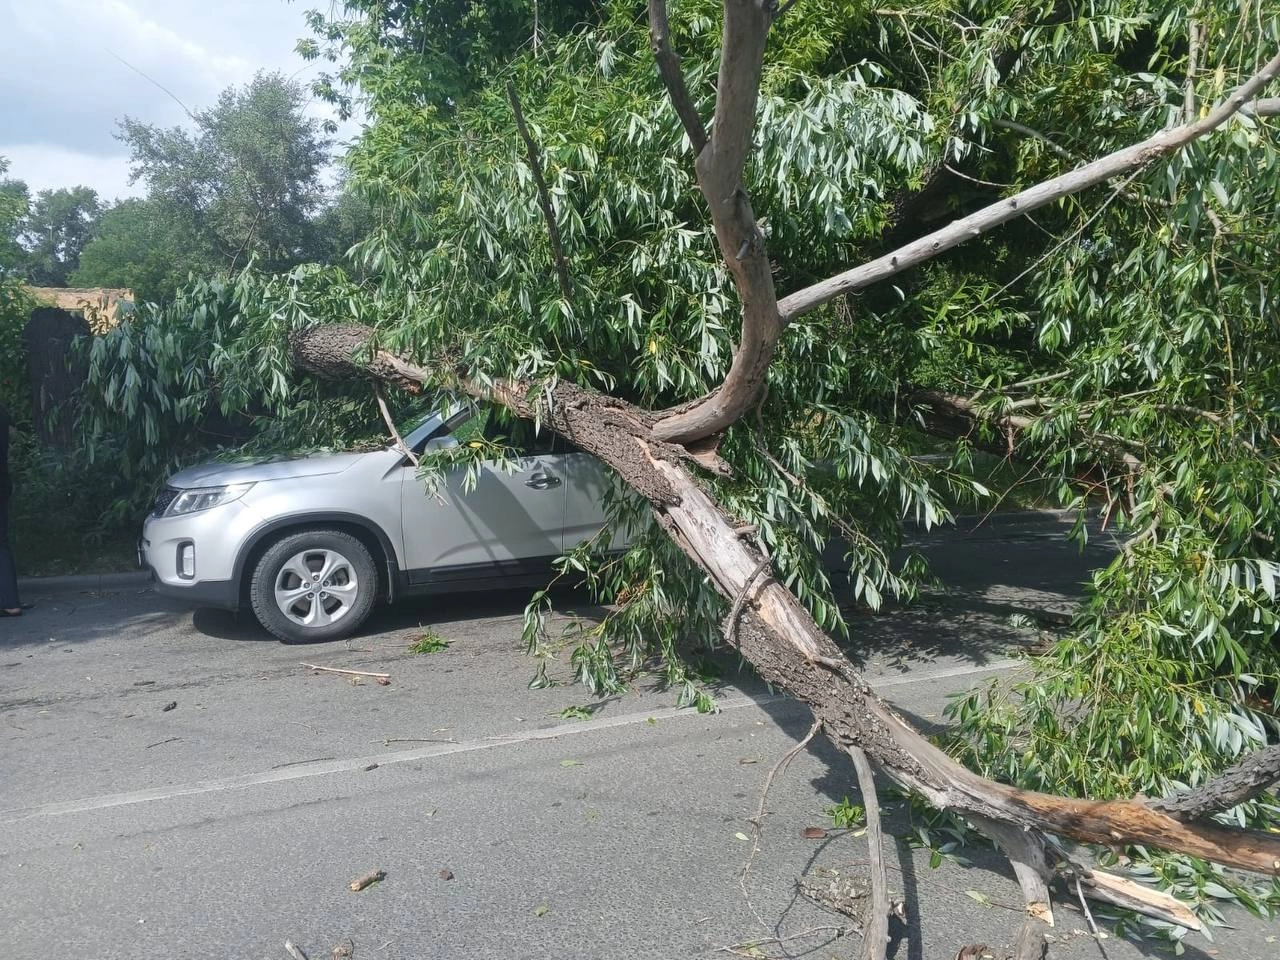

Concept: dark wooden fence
[[23, 307, 90, 449]]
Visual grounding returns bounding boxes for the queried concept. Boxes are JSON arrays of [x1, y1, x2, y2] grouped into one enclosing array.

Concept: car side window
[[429, 404, 557, 458], [482, 407, 556, 457]]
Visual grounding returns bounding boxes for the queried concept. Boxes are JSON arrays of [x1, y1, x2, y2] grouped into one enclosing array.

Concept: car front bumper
[[141, 500, 258, 611]]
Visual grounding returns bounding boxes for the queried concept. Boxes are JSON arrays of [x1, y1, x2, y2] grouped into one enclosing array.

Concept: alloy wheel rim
[[273, 548, 359, 628]]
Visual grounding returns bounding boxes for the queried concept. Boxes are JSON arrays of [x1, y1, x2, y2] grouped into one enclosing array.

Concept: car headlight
[[165, 482, 255, 516]]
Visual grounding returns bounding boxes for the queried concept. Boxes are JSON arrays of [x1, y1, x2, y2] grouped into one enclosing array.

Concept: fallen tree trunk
[[291, 322, 1280, 879]]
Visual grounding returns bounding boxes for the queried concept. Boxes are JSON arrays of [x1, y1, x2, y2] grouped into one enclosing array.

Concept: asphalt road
[[1, 515, 1274, 959]]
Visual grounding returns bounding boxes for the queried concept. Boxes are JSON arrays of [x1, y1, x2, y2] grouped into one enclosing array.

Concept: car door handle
[[525, 473, 562, 490]]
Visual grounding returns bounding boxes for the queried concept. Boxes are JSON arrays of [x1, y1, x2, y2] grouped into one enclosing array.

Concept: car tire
[[249, 529, 378, 643]]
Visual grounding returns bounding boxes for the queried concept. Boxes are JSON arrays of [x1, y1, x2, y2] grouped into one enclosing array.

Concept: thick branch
[[1149, 743, 1280, 821], [506, 82, 573, 303], [647, 1, 708, 154], [291, 323, 1280, 879], [849, 747, 890, 960], [777, 49, 1280, 323], [648, 0, 781, 446], [907, 388, 1036, 458], [970, 816, 1053, 960], [1244, 96, 1280, 116]]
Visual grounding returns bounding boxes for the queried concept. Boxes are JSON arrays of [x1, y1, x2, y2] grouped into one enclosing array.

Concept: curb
[[17, 571, 152, 596]]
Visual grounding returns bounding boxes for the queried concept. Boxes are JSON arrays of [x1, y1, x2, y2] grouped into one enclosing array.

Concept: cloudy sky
[[0, 0, 353, 201]]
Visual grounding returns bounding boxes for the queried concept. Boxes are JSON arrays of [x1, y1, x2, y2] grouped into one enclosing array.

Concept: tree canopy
[[71, 197, 214, 302], [81, 1, 1280, 951], [116, 71, 331, 275], [0, 182, 101, 286]]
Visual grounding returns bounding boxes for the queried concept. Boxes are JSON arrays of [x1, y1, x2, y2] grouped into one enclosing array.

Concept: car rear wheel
[[249, 529, 378, 643]]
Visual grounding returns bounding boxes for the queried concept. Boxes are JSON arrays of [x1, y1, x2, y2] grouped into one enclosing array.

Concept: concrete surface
[[1, 516, 1274, 959]]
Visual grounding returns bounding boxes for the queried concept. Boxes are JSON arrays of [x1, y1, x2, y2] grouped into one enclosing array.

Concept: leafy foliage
[[117, 72, 331, 275], [70, 0, 1280, 924], [0, 157, 31, 276], [0, 276, 33, 422], [71, 198, 215, 302]]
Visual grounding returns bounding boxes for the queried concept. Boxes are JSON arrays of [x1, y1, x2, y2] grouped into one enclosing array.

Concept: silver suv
[[140, 403, 619, 642]]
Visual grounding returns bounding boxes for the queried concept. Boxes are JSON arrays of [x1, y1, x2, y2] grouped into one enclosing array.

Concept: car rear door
[[398, 406, 567, 583]]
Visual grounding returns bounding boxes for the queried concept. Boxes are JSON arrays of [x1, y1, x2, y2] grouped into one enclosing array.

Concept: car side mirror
[[423, 435, 459, 453]]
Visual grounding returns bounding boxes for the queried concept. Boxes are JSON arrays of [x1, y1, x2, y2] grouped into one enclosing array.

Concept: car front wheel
[[249, 529, 378, 643]]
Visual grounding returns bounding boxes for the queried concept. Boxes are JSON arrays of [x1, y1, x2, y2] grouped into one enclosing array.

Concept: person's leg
[[0, 492, 20, 612]]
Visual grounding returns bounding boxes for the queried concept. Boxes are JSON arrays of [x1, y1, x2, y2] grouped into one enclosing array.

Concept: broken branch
[[291, 322, 1280, 885], [848, 746, 890, 960], [375, 383, 418, 466], [1072, 869, 1202, 930], [302, 663, 392, 682], [971, 815, 1054, 960], [349, 869, 386, 891], [777, 49, 1280, 324]]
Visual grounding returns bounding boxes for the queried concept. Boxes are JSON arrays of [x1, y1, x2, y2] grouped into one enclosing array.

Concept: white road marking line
[[3, 659, 1018, 822]]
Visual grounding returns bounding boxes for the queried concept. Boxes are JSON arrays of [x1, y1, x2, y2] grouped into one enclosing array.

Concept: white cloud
[[94, 0, 254, 93], [0, 0, 353, 199]]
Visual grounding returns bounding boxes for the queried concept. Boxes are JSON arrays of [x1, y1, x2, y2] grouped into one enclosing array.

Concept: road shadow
[[0, 588, 191, 652], [188, 582, 609, 644], [744, 692, 1226, 960]]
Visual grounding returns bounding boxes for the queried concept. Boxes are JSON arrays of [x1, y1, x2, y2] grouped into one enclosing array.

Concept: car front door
[[398, 406, 567, 583], [558, 441, 628, 552]]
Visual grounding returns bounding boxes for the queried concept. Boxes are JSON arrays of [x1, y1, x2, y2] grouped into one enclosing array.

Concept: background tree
[[117, 71, 330, 274], [302, 0, 605, 120], [12, 185, 100, 285], [0, 157, 30, 276], [71, 197, 215, 302]]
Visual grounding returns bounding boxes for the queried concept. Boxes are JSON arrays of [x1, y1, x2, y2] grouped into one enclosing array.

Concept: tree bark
[[290, 323, 1280, 879], [1148, 743, 1280, 821], [647, 0, 781, 445]]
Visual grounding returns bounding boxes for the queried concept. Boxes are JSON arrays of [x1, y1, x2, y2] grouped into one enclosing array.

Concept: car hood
[[167, 450, 377, 488]]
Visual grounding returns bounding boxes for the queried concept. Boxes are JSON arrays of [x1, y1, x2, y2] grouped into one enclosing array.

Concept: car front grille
[[152, 487, 179, 517]]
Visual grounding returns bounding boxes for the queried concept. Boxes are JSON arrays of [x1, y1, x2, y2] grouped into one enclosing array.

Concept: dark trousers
[[0, 489, 18, 609]]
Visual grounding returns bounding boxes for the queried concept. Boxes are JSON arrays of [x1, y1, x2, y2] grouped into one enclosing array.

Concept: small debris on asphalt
[[161, 701, 177, 712], [132, 680, 155, 686], [438, 867, 454, 880], [363, 763, 379, 772], [284, 941, 309, 960], [302, 663, 391, 684], [349, 869, 386, 891], [145, 737, 182, 749], [803, 826, 827, 839], [331, 939, 354, 959]]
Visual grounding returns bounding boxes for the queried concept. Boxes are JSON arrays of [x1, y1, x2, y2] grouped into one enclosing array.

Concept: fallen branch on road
[[302, 663, 392, 684], [349, 869, 386, 892]]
